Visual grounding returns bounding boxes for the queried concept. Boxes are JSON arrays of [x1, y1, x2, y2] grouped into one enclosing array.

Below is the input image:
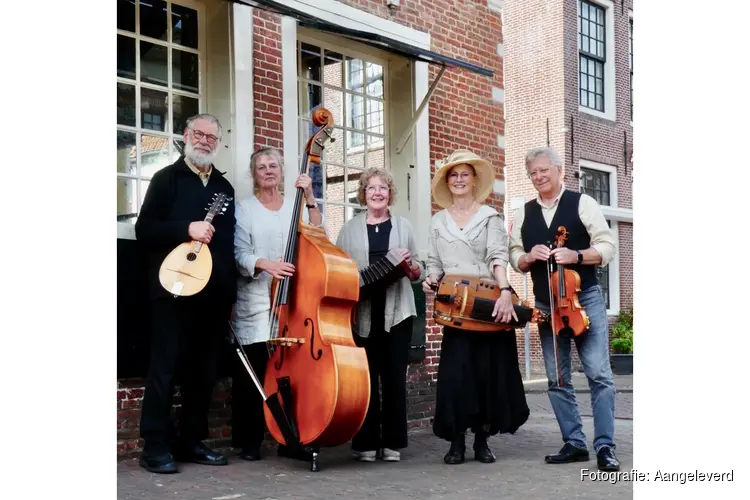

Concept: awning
[[228, 0, 495, 153], [228, 0, 493, 78]]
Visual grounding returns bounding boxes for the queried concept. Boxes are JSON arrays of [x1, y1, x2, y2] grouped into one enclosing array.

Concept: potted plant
[[609, 308, 633, 375]]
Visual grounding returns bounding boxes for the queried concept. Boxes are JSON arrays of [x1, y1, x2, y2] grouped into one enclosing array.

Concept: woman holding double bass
[[423, 149, 529, 465]]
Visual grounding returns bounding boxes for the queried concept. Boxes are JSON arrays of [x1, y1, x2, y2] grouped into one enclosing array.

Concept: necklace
[[451, 201, 476, 217], [367, 213, 389, 233]]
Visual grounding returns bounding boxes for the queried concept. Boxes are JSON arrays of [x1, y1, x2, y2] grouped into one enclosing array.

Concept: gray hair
[[185, 113, 223, 141], [524, 146, 562, 171]]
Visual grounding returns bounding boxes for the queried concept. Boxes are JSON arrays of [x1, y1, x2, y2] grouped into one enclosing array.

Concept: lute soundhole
[[186, 252, 197, 262]]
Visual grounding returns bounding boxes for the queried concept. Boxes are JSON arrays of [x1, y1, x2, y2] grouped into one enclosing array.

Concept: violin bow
[[546, 241, 563, 387]]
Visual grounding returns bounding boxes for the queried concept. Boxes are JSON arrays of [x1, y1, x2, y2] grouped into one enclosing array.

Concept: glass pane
[[323, 50, 343, 87], [171, 3, 198, 49], [139, 0, 167, 41], [597, 41, 605, 59], [140, 41, 168, 87], [300, 43, 321, 82], [347, 132, 365, 161], [324, 127, 344, 165], [173, 94, 199, 134], [299, 82, 322, 119], [173, 49, 199, 93], [347, 168, 363, 201], [299, 119, 313, 151], [595, 94, 603, 111], [118, 0, 136, 33], [140, 87, 168, 132], [325, 164, 345, 203], [117, 35, 136, 79], [140, 134, 171, 178], [309, 158, 323, 199], [324, 204, 345, 244], [367, 146, 385, 170], [117, 83, 136, 127], [323, 88, 343, 126], [582, 37, 589, 54], [346, 57, 364, 91], [117, 177, 138, 223], [366, 99, 384, 135], [347, 93, 364, 131], [117, 131, 137, 174], [365, 63, 383, 98]]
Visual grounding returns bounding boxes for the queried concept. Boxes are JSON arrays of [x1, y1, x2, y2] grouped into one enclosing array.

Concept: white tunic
[[232, 195, 322, 345]]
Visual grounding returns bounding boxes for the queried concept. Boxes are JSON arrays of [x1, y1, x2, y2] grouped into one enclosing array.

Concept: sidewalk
[[523, 371, 633, 394], [118, 412, 633, 500]]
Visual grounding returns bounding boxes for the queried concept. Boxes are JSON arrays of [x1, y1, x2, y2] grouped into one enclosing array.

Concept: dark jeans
[[231, 342, 270, 450], [139, 296, 232, 455], [352, 318, 412, 452]]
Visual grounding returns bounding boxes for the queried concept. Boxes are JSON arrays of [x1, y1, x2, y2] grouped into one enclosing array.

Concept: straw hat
[[431, 149, 495, 209]]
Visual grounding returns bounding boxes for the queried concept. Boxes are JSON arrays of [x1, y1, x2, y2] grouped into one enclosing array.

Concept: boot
[[473, 431, 496, 463], [444, 432, 466, 465]]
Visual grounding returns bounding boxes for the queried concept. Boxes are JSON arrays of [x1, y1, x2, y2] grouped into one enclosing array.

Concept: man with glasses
[[136, 113, 236, 473], [508, 146, 620, 472]]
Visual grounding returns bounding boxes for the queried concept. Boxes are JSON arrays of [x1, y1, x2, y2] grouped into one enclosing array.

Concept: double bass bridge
[[268, 337, 306, 347]]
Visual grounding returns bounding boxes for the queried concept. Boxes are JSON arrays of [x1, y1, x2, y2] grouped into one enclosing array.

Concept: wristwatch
[[499, 286, 512, 294], [306, 201, 317, 209], [576, 250, 583, 264]]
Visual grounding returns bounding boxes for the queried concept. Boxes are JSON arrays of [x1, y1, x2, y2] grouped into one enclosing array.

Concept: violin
[[430, 273, 549, 332], [245, 108, 369, 472], [547, 226, 591, 337]]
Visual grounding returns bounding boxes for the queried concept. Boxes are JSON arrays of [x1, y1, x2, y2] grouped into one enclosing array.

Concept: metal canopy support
[[395, 64, 446, 154]]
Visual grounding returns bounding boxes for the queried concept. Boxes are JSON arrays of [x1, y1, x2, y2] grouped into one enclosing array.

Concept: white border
[[232, 2, 255, 201], [577, 0, 616, 122]]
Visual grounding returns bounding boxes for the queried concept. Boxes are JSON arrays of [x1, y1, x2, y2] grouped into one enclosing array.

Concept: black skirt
[[433, 326, 530, 441]]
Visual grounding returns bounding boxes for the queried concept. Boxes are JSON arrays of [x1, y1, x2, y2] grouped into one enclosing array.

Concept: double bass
[[232, 108, 370, 473]]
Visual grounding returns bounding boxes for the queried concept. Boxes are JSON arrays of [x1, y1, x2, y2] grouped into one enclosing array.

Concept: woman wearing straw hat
[[423, 149, 529, 465]]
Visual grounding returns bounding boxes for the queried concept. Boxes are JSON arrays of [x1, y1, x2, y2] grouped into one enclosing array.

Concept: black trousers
[[351, 318, 412, 452], [139, 296, 232, 455], [231, 342, 270, 451]]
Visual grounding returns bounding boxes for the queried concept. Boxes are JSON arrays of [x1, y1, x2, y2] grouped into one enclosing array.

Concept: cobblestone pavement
[[118, 398, 634, 500]]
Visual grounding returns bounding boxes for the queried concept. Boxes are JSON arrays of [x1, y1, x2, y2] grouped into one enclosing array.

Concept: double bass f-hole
[[306, 318, 322, 360]]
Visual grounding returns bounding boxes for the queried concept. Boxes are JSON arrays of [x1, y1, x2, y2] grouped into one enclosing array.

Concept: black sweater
[[135, 157, 237, 303]]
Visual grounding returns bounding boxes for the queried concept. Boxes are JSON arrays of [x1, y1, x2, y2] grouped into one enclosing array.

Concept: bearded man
[[135, 114, 237, 474]]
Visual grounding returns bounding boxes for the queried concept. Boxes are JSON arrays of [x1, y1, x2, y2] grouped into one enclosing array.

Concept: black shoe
[[175, 442, 228, 466], [239, 446, 262, 461], [139, 452, 178, 474], [277, 444, 314, 461], [544, 442, 590, 464], [596, 445, 620, 471], [473, 432, 496, 464], [444, 433, 466, 465]]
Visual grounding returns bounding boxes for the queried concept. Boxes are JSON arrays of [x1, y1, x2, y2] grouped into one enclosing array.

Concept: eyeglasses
[[366, 185, 389, 193], [190, 128, 219, 145]]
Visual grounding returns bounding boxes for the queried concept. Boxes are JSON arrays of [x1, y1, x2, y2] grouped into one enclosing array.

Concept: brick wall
[[118, 0, 507, 456]]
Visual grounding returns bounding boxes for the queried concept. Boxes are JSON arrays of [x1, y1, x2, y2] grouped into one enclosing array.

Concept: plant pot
[[610, 353, 633, 375]]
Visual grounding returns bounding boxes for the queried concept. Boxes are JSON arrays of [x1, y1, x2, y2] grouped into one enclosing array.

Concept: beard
[[184, 141, 217, 168]]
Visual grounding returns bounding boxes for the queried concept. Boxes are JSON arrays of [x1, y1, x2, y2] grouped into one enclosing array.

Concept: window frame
[[116, 0, 207, 239], [579, 159, 620, 315], [295, 32, 391, 243], [629, 10, 633, 126], [577, 0, 616, 122]]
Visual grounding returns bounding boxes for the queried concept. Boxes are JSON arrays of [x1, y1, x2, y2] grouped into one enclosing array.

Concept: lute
[[158, 193, 231, 297]]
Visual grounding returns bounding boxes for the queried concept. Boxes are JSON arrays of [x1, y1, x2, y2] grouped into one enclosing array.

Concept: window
[[579, 160, 619, 314], [580, 167, 610, 206], [629, 17, 633, 121], [578, 0, 606, 112], [116, 0, 203, 225], [297, 39, 387, 243]]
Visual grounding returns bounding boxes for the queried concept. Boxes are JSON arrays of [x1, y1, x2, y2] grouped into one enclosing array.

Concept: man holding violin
[[508, 146, 620, 472]]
